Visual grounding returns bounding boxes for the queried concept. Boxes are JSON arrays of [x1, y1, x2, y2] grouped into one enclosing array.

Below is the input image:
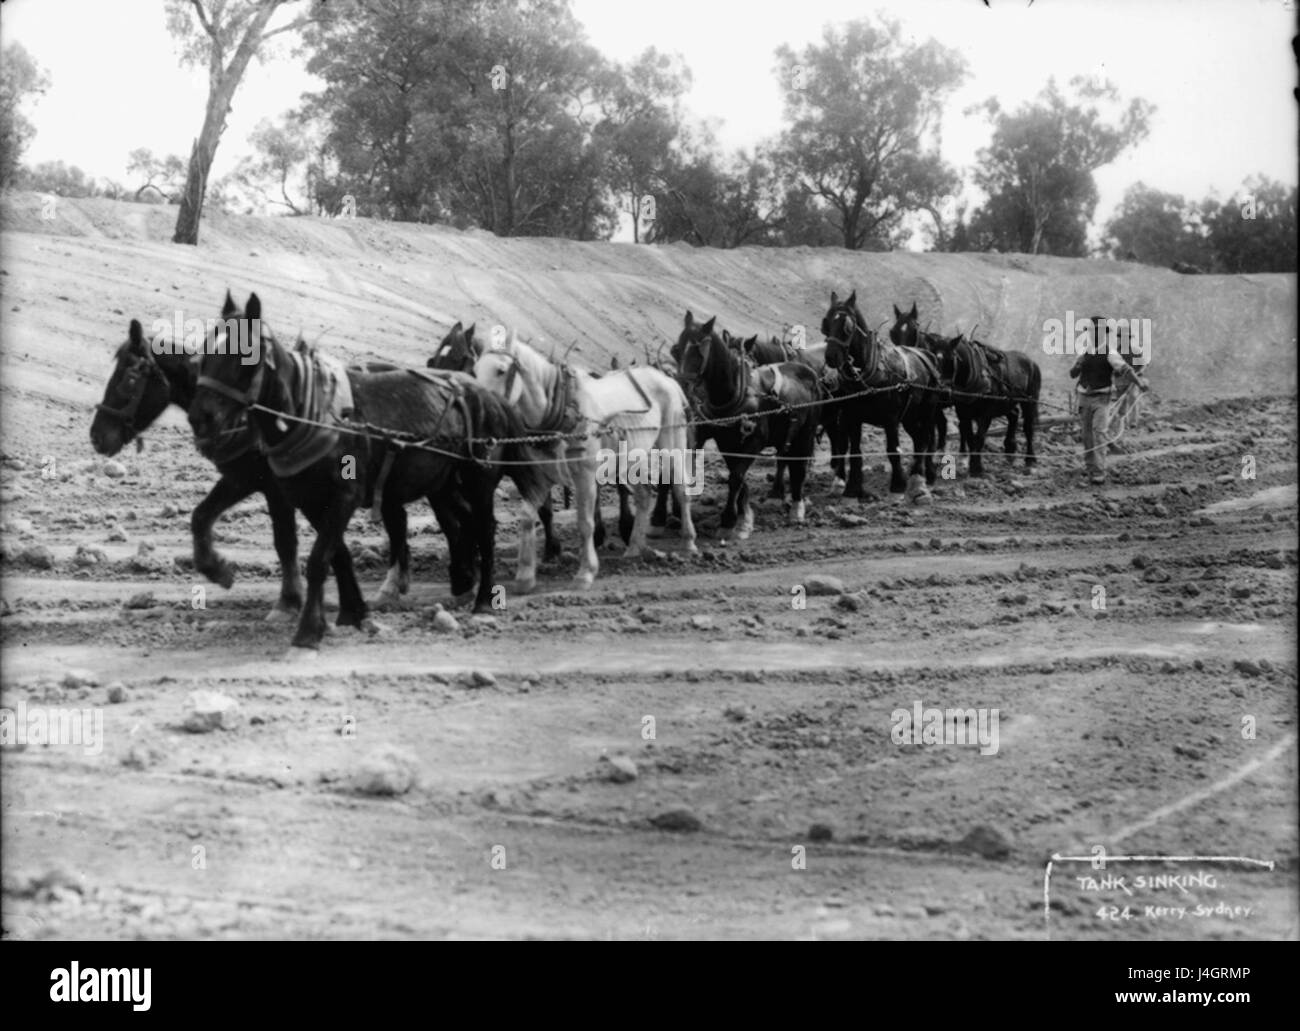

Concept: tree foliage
[[0, 43, 51, 189], [961, 77, 1153, 256], [772, 16, 967, 250]]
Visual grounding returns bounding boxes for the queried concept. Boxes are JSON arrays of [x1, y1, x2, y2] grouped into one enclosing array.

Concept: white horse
[[474, 331, 698, 591]]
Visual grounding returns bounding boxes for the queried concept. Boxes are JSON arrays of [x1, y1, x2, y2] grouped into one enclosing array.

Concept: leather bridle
[[95, 349, 166, 432]]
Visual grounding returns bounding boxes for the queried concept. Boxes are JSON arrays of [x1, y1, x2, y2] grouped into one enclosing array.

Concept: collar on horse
[[522, 361, 581, 436], [828, 311, 884, 387], [692, 334, 753, 420]]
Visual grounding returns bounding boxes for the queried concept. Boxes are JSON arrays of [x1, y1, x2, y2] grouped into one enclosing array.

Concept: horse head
[[821, 290, 872, 374], [189, 290, 282, 463], [472, 329, 548, 415], [889, 301, 920, 347], [90, 318, 174, 456], [673, 311, 719, 384], [930, 333, 966, 384], [428, 320, 480, 372]]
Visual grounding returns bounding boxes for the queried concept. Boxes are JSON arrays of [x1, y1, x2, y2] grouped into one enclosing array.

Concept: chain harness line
[[206, 355, 1128, 470]]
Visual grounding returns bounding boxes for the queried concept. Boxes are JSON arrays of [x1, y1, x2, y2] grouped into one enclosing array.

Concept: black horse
[[189, 292, 548, 649], [90, 318, 304, 620], [820, 291, 944, 497], [677, 315, 820, 539], [730, 330, 847, 491], [890, 303, 1041, 476], [926, 333, 1041, 476]]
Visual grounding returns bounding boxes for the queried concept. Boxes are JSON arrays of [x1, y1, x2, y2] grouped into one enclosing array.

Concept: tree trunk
[[173, 2, 281, 246]]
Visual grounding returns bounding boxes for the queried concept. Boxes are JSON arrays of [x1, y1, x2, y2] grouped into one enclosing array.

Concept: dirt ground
[[1, 203, 1296, 940]]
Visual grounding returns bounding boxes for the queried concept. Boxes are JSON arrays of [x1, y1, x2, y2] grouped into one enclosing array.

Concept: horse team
[[90, 289, 1041, 651]]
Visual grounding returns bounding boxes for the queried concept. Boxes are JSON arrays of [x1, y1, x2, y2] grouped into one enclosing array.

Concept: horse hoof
[[572, 573, 595, 590], [512, 578, 536, 595], [280, 645, 319, 662], [831, 478, 846, 493], [264, 605, 298, 623], [203, 560, 236, 590], [448, 590, 476, 610], [622, 545, 644, 560]]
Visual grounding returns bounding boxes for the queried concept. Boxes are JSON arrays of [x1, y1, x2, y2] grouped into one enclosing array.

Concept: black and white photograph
[[0, 0, 1296, 957]]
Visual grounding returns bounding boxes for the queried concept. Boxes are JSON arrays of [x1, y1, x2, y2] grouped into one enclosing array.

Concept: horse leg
[[884, 421, 907, 493], [719, 456, 749, 541], [191, 473, 256, 590], [789, 423, 813, 524], [929, 408, 948, 485], [768, 456, 786, 501], [467, 473, 499, 614], [430, 490, 476, 599], [538, 498, 563, 562], [971, 414, 994, 478], [957, 411, 974, 477], [826, 405, 847, 486], [264, 481, 303, 621], [571, 468, 600, 589], [650, 481, 670, 533], [1023, 398, 1038, 471], [828, 411, 847, 489], [331, 537, 368, 629], [592, 488, 607, 549], [291, 498, 348, 650], [1003, 405, 1019, 465], [374, 491, 409, 609], [617, 484, 634, 545], [512, 497, 540, 594], [843, 417, 866, 499], [903, 413, 927, 484], [671, 449, 699, 555], [622, 483, 654, 559]]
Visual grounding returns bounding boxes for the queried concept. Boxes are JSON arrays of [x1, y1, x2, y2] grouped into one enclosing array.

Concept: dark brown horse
[[890, 303, 1040, 476], [820, 291, 944, 498], [189, 293, 548, 649], [730, 330, 847, 491], [677, 315, 821, 539], [926, 332, 1041, 476], [90, 318, 303, 620]]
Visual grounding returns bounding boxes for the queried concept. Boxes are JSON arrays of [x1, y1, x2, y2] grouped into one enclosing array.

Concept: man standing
[[1069, 316, 1148, 485]]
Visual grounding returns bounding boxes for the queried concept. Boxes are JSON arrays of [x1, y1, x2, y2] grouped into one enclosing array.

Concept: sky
[[2, 0, 1296, 247]]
